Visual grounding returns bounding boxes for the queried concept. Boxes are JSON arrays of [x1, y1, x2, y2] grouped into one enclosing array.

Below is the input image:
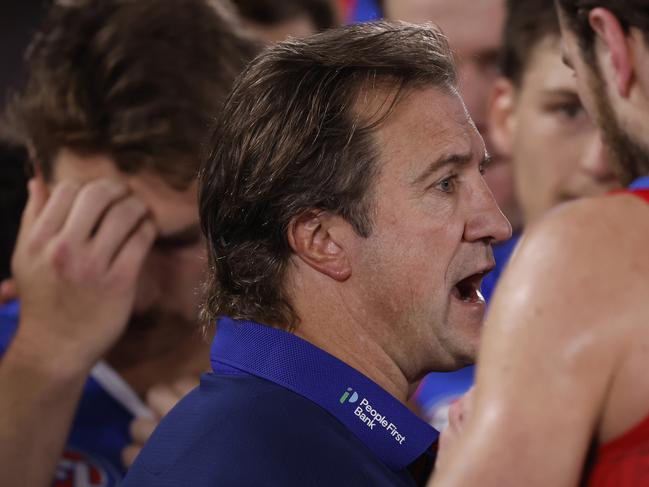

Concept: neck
[[292, 291, 412, 403], [105, 322, 212, 398]]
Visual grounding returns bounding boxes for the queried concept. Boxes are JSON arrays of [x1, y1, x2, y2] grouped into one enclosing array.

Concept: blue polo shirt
[[124, 317, 438, 486]]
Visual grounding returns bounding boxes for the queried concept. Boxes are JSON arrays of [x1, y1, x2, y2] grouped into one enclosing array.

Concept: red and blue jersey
[[0, 301, 133, 487]]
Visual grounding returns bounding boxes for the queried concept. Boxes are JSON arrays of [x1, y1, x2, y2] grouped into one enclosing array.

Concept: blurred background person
[[0, 1, 258, 485], [231, 0, 338, 43], [489, 0, 619, 227]]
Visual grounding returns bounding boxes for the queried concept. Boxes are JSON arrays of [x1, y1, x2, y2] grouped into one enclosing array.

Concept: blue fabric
[[124, 317, 437, 486], [414, 233, 521, 426], [352, 0, 382, 22], [630, 176, 649, 190], [0, 300, 19, 356], [481, 232, 521, 303], [0, 301, 129, 486]]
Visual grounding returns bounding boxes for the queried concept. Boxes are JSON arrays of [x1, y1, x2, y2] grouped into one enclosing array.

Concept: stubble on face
[[558, 10, 649, 185], [588, 70, 649, 185]]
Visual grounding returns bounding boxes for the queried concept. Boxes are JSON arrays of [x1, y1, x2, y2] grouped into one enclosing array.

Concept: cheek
[[483, 162, 515, 207], [156, 246, 207, 301], [575, 74, 599, 119], [174, 247, 207, 286]]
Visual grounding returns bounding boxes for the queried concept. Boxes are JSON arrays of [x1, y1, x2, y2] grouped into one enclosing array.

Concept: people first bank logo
[[339, 387, 406, 445]]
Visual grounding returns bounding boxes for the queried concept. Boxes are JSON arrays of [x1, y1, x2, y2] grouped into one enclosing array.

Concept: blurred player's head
[[556, 0, 649, 183], [200, 21, 510, 372], [382, 0, 520, 231], [11, 0, 258, 350], [489, 0, 619, 224], [231, 0, 337, 43]]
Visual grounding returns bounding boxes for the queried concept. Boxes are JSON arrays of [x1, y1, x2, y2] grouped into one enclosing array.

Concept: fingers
[[0, 279, 18, 304], [19, 178, 48, 230], [26, 180, 81, 248], [447, 398, 465, 433], [109, 219, 156, 284], [90, 196, 149, 270], [129, 417, 158, 444], [122, 444, 142, 468], [145, 381, 188, 418], [171, 377, 199, 397], [60, 180, 129, 243], [121, 378, 199, 468]]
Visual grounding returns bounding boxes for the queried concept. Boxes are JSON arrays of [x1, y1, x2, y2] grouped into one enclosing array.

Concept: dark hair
[[502, 0, 561, 86], [232, 0, 336, 31], [199, 20, 457, 329], [556, 0, 649, 64], [12, 0, 259, 189]]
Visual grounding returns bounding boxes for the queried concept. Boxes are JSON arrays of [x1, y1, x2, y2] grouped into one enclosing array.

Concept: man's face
[[383, 0, 520, 228], [558, 12, 649, 184], [505, 37, 619, 224], [346, 87, 511, 375], [52, 150, 205, 351]]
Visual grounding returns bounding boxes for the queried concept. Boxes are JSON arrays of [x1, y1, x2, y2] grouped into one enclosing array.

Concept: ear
[[487, 78, 517, 157], [588, 8, 634, 98], [287, 210, 352, 282]]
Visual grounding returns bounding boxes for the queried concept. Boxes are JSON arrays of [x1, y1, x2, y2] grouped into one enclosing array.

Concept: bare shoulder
[[524, 193, 648, 265], [490, 193, 649, 337]]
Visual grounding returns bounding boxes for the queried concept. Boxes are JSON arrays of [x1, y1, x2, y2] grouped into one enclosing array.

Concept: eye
[[435, 175, 457, 193], [548, 99, 586, 121], [559, 102, 584, 119]]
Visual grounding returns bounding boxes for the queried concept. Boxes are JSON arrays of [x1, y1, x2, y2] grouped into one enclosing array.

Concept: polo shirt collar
[[210, 317, 439, 471]]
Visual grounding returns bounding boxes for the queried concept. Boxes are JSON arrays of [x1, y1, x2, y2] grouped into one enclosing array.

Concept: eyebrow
[[540, 88, 580, 98], [413, 152, 480, 186], [154, 223, 203, 248]]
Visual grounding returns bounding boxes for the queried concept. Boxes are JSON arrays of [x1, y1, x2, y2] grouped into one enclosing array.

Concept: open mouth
[[451, 272, 486, 304]]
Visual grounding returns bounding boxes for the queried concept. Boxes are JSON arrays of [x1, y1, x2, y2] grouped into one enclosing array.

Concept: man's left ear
[[287, 210, 352, 282], [589, 7, 634, 97]]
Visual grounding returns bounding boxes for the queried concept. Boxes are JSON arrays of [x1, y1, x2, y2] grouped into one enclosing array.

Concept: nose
[[132, 252, 162, 314], [580, 131, 617, 183], [464, 180, 513, 245]]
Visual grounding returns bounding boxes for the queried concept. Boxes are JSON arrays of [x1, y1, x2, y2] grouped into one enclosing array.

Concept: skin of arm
[[429, 195, 647, 487], [0, 176, 155, 487]]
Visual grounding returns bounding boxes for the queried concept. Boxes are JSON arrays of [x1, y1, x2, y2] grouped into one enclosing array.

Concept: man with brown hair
[[125, 20, 511, 487], [427, 1, 649, 486], [0, 0, 258, 485]]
